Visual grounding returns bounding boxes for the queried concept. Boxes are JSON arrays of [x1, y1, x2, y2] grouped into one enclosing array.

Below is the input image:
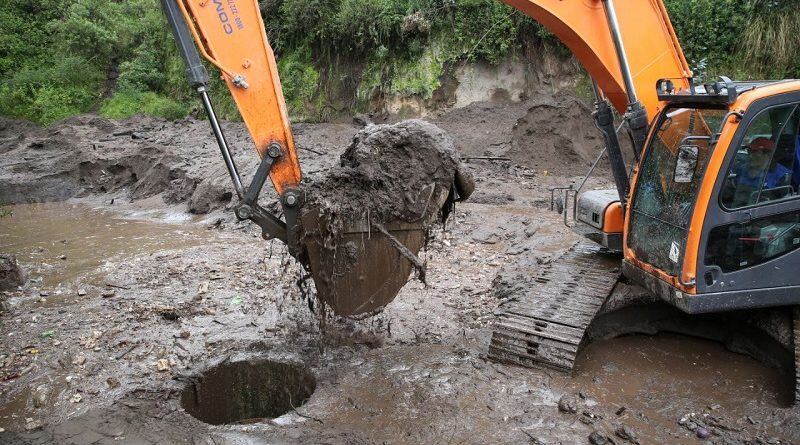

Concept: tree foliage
[[1, 0, 798, 124]]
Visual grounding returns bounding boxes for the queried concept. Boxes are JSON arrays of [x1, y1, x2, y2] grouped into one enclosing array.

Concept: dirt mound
[[430, 93, 609, 177], [301, 120, 460, 228], [0, 115, 250, 213], [508, 93, 604, 174]]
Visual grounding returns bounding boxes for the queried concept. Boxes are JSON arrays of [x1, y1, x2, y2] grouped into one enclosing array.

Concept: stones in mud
[[352, 113, 373, 127], [588, 430, 610, 445], [72, 354, 87, 366], [614, 424, 639, 444], [558, 394, 579, 414], [31, 385, 49, 408], [24, 417, 44, 431], [156, 358, 171, 372], [0, 254, 25, 291], [696, 427, 711, 439]]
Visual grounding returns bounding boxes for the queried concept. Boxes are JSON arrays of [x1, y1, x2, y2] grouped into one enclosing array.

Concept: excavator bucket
[[300, 210, 427, 317]]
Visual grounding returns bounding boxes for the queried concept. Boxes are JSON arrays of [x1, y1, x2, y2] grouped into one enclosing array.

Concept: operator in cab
[[726, 137, 793, 207]]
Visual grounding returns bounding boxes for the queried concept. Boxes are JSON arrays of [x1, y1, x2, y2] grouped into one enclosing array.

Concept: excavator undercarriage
[[489, 241, 621, 371]]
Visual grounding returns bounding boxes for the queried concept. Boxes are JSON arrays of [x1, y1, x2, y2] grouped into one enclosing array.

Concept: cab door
[[697, 93, 800, 309]]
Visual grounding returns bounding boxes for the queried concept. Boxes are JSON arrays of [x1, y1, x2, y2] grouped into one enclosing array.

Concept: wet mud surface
[[1, 97, 799, 444]]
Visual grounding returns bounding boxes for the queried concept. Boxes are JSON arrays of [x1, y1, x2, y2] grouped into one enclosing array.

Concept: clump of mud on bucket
[[299, 119, 472, 317]]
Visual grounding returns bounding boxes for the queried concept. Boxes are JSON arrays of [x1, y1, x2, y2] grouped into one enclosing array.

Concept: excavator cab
[[625, 79, 800, 314]]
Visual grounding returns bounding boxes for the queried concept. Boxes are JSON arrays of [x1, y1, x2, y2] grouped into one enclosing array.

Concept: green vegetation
[[1, 0, 798, 124]]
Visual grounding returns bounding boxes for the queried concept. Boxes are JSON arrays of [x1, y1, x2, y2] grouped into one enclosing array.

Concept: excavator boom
[[166, 0, 302, 196], [502, 0, 692, 119]]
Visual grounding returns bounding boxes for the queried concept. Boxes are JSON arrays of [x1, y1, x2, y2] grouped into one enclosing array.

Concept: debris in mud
[[588, 430, 611, 445], [0, 254, 25, 291], [614, 423, 638, 444], [299, 120, 473, 316], [558, 393, 580, 414]]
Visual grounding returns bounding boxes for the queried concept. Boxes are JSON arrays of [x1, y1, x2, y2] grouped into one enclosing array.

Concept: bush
[[100, 90, 188, 120], [738, 4, 800, 79], [2, 0, 799, 125], [0, 55, 102, 123], [277, 49, 326, 120]]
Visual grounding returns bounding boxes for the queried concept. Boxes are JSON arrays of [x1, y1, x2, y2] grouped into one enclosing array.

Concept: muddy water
[[305, 334, 792, 444], [0, 202, 211, 299], [569, 333, 792, 442]]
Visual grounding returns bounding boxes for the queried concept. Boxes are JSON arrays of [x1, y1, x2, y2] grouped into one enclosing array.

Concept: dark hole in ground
[[181, 359, 316, 425]]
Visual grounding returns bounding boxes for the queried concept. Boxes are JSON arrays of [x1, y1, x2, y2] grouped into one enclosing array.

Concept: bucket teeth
[[489, 241, 620, 372]]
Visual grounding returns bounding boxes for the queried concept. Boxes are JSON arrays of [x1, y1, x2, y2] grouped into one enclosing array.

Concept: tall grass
[[738, 6, 800, 79]]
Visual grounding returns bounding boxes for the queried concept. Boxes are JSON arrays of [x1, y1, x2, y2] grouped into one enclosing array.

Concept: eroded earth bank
[[1, 94, 799, 444]]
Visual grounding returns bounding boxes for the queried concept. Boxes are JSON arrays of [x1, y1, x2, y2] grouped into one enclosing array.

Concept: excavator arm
[[161, 0, 304, 257], [165, 0, 301, 195]]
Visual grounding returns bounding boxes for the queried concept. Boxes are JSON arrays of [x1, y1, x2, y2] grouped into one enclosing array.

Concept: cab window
[[628, 107, 726, 276], [720, 104, 800, 209]]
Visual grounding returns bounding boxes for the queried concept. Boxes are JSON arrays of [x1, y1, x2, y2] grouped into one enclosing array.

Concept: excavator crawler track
[[489, 241, 621, 372], [795, 307, 800, 404]]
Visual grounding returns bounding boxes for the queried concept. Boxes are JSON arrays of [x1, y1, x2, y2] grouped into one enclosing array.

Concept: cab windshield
[[628, 106, 728, 276]]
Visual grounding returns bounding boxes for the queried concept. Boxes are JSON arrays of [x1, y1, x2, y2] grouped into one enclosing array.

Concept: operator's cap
[[749, 137, 775, 152]]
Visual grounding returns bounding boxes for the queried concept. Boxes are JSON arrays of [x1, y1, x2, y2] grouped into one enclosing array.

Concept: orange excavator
[[161, 0, 800, 397]]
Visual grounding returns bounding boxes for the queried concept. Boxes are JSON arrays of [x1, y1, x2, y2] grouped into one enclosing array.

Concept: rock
[[558, 394, 579, 414], [24, 418, 43, 431], [0, 255, 25, 290], [70, 393, 82, 403], [77, 289, 87, 296], [615, 424, 638, 444], [156, 359, 171, 372], [696, 427, 711, 439], [106, 377, 120, 389], [588, 431, 609, 445], [31, 385, 49, 408], [188, 176, 232, 214], [352, 113, 373, 127], [101, 289, 115, 298], [72, 354, 87, 366]]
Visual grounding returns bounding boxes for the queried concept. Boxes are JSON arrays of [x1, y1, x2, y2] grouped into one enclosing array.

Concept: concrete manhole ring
[[181, 358, 316, 425]]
